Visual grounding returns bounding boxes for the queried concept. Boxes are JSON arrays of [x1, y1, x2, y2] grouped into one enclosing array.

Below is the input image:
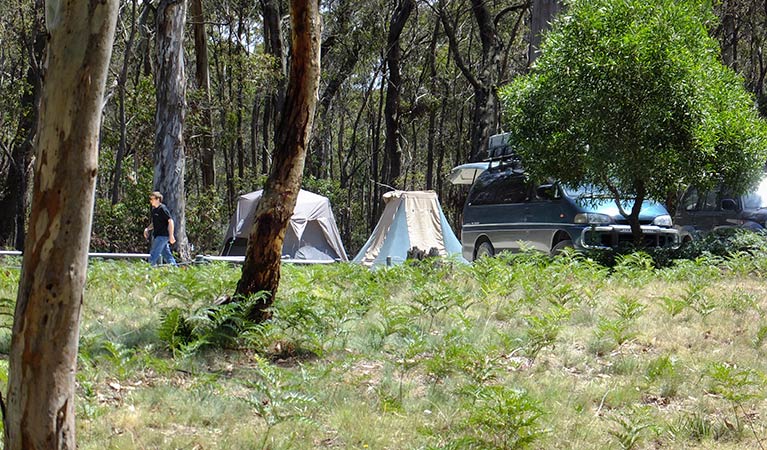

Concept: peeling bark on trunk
[[4, 0, 118, 448], [235, 0, 321, 322], [154, 0, 190, 261]]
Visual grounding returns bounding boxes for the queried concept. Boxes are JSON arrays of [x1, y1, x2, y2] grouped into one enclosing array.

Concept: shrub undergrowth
[[2, 238, 767, 448]]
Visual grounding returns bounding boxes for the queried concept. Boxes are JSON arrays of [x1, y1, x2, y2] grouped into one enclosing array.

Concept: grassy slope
[[1, 251, 767, 449]]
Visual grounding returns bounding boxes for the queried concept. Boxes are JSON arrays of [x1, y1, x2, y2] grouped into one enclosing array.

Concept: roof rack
[[484, 132, 523, 169]]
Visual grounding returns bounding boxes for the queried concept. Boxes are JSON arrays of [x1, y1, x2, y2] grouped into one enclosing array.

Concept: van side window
[[682, 186, 731, 212], [681, 188, 701, 211], [496, 175, 528, 203], [467, 170, 527, 205]]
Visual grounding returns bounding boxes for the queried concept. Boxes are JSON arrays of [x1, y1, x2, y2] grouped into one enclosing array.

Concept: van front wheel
[[551, 240, 573, 257], [475, 241, 495, 260]]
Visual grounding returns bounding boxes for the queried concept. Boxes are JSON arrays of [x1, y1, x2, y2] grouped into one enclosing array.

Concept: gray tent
[[221, 189, 348, 262]]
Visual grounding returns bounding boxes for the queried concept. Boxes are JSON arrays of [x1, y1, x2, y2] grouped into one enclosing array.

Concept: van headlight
[[574, 213, 613, 225], [652, 214, 673, 227]]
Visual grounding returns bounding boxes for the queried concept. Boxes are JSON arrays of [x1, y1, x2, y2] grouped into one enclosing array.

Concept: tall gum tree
[[4, 0, 119, 448], [437, 0, 530, 161], [190, 0, 215, 189], [383, 0, 415, 188], [235, 0, 321, 321], [154, 0, 190, 260]]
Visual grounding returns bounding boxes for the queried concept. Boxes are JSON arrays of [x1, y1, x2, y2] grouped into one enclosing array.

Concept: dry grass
[[1, 252, 767, 449]]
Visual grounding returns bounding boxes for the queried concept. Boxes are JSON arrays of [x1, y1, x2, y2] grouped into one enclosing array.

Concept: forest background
[[0, 0, 762, 257]]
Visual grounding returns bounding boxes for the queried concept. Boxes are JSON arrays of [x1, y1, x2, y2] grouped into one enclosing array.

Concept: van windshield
[[562, 184, 614, 199], [742, 176, 767, 209]]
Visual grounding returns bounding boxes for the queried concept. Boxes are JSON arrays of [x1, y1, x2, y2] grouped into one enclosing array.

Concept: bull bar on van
[[580, 224, 680, 249]]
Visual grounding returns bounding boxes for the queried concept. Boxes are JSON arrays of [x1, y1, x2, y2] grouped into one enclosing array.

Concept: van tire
[[475, 241, 495, 259], [550, 240, 573, 257]]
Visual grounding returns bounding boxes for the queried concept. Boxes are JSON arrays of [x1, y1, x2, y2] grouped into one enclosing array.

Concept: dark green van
[[456, 135, 679, 261]]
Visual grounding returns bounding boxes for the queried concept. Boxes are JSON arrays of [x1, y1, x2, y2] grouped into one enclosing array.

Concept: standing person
[[144, 191, 177, 266]]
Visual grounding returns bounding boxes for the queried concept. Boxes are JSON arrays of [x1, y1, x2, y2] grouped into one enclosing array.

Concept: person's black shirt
[[151, 204, 172, 237]]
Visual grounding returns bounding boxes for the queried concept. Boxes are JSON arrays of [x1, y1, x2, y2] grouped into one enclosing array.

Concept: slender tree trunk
[[383, 0, 415, 188], [607, 180, 646, 246], [436, 79, 449, 199], [426, 20, 440, 190], [336, 114, 345, 181], [111, 0, 139, 205], [261, 0, 287, 156], [371, 68, 386, 230], [4, 1, 118, 448], [262, 96, 273, 174], [528, 0, 561, 65], [629, 187, 646, 247], [190, 0, 215, 189], [310, 0, 360, 177], [0, 18, 45, 250], [235, 0, 321, 322], [213, 29, 236, 207], [154, 0, 190, 261], [251, 98, 261, 173], [236, 13, 245, 179], [468, 0, 503, 161]]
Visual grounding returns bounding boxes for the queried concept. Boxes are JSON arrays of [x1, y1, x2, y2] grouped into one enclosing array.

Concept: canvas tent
[[353, 190, 464, 267], [221, 189, 348, 262]]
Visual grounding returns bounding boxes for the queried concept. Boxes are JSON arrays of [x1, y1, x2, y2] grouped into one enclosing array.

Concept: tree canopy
[[501, 0, 767, 237], [3, 1, 767, 254]]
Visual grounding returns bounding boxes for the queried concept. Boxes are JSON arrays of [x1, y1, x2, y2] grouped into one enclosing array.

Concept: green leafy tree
[[501, 0, 767, 244]]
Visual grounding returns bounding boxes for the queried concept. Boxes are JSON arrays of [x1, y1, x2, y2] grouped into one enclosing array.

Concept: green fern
[[158, 307, 193, 352], [607, 408, 657, 450], [0, 297, 15, 331], [157, 292, 270, 355], [450, 385, 546, 449]]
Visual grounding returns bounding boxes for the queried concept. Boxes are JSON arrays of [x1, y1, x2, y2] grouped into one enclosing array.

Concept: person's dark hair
[[150, 191, 163, 202]]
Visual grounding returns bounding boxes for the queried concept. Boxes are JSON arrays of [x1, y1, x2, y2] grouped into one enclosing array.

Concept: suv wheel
[[475, 241, 495, 259], [550, 239, 573, 257]]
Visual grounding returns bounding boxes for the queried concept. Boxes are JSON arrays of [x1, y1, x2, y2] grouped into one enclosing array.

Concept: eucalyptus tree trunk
[[4, 0, 118, 448], [467, 0, 504, 161], [154, 0, 190, 261], [383, 0, 415, 188], [235, 0, 321, 322], [190, 0, 215, 189]]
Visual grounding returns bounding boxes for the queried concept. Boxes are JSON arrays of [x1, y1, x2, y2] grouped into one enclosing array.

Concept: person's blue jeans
[[149, 236, 177, 266]]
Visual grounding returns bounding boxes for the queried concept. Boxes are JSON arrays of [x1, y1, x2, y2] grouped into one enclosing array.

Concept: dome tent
[[221, 189, 348, 262], [353, 190, 464, 267]]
